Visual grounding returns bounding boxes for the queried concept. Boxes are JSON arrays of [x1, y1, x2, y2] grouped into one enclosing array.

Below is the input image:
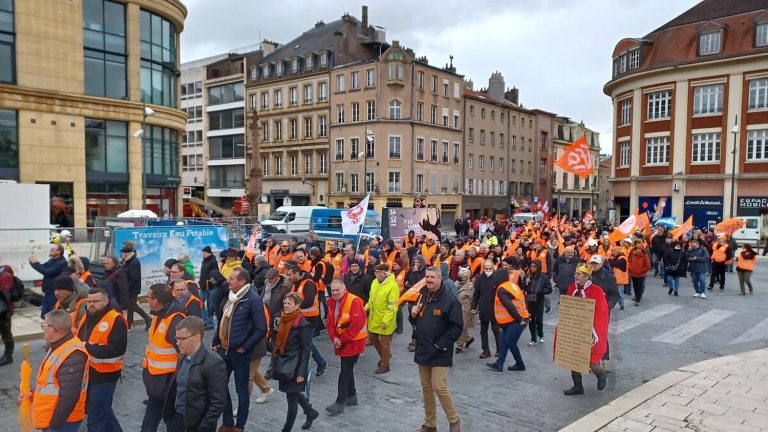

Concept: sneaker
[[545, 306, 552, 313], [719, 288, 725, 292], [0, 356, 12, 367], [620, 305, 625, 310], [707, 286, 713, 291], [538, 338, 544, 344], [486, 363, 503, 372], [507, 364, 526, 371], [325, 402, 345, 416], [527, 340, 538, 347], [255, 388, 274, 404], [316, 363, 327, 377], [701, 293, 706, 299], [693, 293, 700, 297], [674, 292, 678, 297], [668, 288, 672, 295]]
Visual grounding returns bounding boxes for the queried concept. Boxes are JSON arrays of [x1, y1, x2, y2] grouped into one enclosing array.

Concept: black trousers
[[631, 277, 646, 302], [0, 310, 13, 357], [127, 294, 151, 328], [479, 320, 500, 354], [284, 392, 311, 431], [526, 299, 544, 341], [337, 354, 359, 404], [709, 262, 726, 290]]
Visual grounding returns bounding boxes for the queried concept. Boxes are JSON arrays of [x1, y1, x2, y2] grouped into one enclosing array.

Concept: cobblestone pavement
[[2, 263, 767, 431]]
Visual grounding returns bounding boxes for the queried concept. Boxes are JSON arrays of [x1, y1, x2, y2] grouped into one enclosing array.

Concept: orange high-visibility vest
[[528, 249, 548, 274], [403, 237, 416, 249], [420, 243, 438, 266], [293, 279, 320, 317], [184, 295, 204, 315], [468, 256, 482, 275], [737, 253, 756, 271], [324, 251, 343, 279], [494, 281, 529, 325], [314, 261, 328, 293], [613, 256, 629, 285], [508, 269, 521, 285], [55, 297, 86, 333], [76, 309, 127, 374], [384, 250, 398, 271], [711, 243, 730, 264], [336, 293, 368, 340], [143, 311, 185, 375], [297, 259, 312, 273], [267, 245, 279, 266], [80, 271, 95, 287], [276, 252, 293, 274], [395, 271, 406, 290], [442, 254, 452, 267], [263, 304, 272, 338], [33, 336, 89, 429]]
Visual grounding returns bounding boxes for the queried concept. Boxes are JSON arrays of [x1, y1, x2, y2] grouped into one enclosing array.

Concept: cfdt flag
[[342, 193, 371, 235], [608, 213, 638, 244], [556, 135, 594, 178]]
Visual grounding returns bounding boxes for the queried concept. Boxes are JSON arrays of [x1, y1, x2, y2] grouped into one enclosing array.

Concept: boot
[[0, 355, 13, 367], [591, 364, 608, 390], [302, 406, 319, 429], [564, 371, 584, 395]]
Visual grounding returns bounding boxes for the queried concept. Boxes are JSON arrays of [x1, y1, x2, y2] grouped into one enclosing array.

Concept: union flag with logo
[[556, 135, 594, 179]]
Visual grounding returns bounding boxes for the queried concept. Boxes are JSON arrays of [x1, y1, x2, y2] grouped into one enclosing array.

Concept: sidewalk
[[562, 348, 768, 432]]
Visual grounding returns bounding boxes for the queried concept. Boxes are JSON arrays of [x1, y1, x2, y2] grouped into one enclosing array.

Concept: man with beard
[[77, 287, 128, 431], [344, 260, 373, 305]]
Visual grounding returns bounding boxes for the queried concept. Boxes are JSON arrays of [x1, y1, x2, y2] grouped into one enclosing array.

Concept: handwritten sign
[[554, 295, 595, 374]]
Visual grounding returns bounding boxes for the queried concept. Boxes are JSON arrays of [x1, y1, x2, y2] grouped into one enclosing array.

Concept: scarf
[[572, 280, 593, 298], [273, 309, 302, 355], [223, 284, 250, 318]]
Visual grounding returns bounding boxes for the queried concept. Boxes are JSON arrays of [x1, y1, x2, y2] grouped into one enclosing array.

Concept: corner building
[[0, 0, 187, 227], [605, 0, 768, 224]]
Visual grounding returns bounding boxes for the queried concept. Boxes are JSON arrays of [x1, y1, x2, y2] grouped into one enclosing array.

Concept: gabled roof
[[258, 18, 358, 65], [650, 0, 768, 35]]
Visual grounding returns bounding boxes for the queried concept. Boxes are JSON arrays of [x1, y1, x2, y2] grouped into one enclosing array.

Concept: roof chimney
[[362, 5, 368, 30]]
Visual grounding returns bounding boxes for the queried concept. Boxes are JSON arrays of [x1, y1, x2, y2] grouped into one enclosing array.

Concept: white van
[[732, 216, 762, 247], [261, 206, 324, 234], [512, 212, 543, 223]]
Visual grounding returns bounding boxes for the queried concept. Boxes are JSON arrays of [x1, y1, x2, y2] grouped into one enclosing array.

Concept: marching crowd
[[0, 215, 759, 432]]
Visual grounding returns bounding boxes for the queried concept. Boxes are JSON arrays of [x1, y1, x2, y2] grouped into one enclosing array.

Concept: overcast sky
[[180, 0, 702, 154]]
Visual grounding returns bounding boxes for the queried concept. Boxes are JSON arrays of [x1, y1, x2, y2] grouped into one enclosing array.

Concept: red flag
[[609, 212, 638, 245], [556, 135, 594, 179], [672, 215, 694, 241]]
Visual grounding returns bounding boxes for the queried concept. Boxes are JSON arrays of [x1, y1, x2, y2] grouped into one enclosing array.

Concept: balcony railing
[[209, 180, 244, 189]]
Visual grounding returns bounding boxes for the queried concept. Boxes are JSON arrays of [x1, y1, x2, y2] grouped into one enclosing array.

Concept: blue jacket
[[685, 246, 710, 274], [212, 285, 267, 356], [30, 256, 68, 295]]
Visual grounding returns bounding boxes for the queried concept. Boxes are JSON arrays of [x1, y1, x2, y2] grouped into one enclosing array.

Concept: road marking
[[611, 304, 682, 335], [652, 309, 735, 345], [729, 316, 768, 345]]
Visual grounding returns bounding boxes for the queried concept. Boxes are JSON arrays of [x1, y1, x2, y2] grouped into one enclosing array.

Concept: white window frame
[[628, 49, 640, 69], [337, 104, 345, 124], [645, 136, 670, 166], [388, 171, 401, 193], [747, 129, 768, 162], [453, 81, 460, 99], [335, 172, 344, 193], [276, 62, 283, 77], [289, 87, 298, 106], [262, 156, 269, 176], [320, 52, 328, 67], [318, 82, 328, 102], [416, 173, 424, 193], [693, 84, 723, 116], [389, 135, 401, 159], [351, 102, 360, 122], [453, 142, 460, 163], [468, 154, 473, 170], [453, 110, 460, 128], [336, 74, 345, 92], [304, 154, 312, 174], [748, 78, 768, 111], [274, 120, 282, 141], [366, 100, 376, 121], [389, 100, 402, 119], [350, 172, 359, 193], [441, 141, 449, 163], [691, 132, 721, 164], [620, 99, 631, 126], [304, 117, 312, 139], [303, 84, 313, 104], [430, 140, 438, 161], [274, 90, 282, 108], [336, 138, 344, 161], [290, 155, 298, 176], [305, 55, 313, 71], [319, 153, 327, 174], [274, 156, 282, 175], [416, 138, 425, 160], [699, 31, 721, 56], [647, 90, 671, 120], [757, 23, 768, 47], [366, 69, 376, 87], [289, 119, 297, 140], [350, 137, 360, 159], [479, 155, 485, 171], [318, 116, 327, 137], [619, 140, 630, 167], [351, 71, 360, 90]]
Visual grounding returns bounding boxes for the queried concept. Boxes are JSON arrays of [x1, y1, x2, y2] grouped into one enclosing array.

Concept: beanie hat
[[164, 259, 178, 269], [369, 249, 381, 259], [202, 246, 212, 253], [53, 275, 75, 292]]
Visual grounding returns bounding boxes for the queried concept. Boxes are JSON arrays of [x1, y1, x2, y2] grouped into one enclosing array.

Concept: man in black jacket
[[77, 287, 128, 432], [410, 266, 463, 432], [29, 244, 68, 318], [251, 254, 271, 293], [120, 242, 150, 331], [198, 246, 219, 330], [164, 316, 227, 432], [471, 259, 504, 358]]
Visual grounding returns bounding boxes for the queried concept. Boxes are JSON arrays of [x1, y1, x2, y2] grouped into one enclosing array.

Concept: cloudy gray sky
[[180, 0, 702, 154]]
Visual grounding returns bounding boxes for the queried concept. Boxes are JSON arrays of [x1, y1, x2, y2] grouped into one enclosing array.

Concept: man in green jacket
[[365, 263, 399, 374]]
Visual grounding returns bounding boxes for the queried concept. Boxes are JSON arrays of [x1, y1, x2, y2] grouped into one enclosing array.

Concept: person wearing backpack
[[0, 265, 17, 366]]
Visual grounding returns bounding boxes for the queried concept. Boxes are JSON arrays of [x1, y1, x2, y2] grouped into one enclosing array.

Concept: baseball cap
[[589, 255, 604, 264]]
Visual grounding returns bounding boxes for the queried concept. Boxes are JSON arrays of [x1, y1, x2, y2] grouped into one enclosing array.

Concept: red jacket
[[628, 247, 651, 278], [0, 265, 14, 312], [326, 292, 367, 357]]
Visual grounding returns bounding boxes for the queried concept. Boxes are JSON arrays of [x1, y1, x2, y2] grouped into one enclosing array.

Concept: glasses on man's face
[[40, 323, 48, 330], [176, 333, 198, 342]]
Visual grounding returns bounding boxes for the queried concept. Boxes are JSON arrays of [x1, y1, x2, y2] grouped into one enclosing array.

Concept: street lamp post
[[361, 128, 374, 194], [730, 116, 739, 218]]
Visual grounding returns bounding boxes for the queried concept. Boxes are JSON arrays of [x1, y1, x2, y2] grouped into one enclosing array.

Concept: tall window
[[691, 132, 721, 163], [645, 136, 670, 165], [289, 87, 298, 106], [289, 119, 297, 140], [262, 157, 269, 176], [416, 174, 424, 193], [351, 71, 360, 90], [430, 105, 436, 124], [336, 139, 344, 160], [337, 104, 345, 123], [453, 142, 460, 163], [260, 91, 269, 110], [747, 129, 768, 161], [453, 110, 459, 128], [350, 173, 359, 193], [479, 155, 485, 171], [140, 9, 177, 107], [430, 140, 438, 161], [260, 122, 268, 142], [562, 172, 568, 188], [0, 0, 14, 84], [304, 117, 313, 139], [619, 140, 630, 167], [336, 74, 345, 92], [303, 84, 313, 104], [416, 102, 423, 122], [647, 91, 671, 120], [365, 172, 375, 193], [693, 84, 723, 115], [366, 69, 376, 87], [699, 31, 720, 55], [84, 0, 126, 99], [318, 82, 328, 102], [441, 141, 448, 163], [757, 23, 768, 47], [389, 136, 401, 158], [365, 135, 374, 158], [388, 172, 401, 193], [620, 99, 632, 126], [468, 154, 473, 170], [143, 126, 178, 176], [366, 100, 376, 120], [290, 155, 298, 176], [319, 153, 327, 174], [352, 102, 360, 122], [274, 155, 282, 175], [442, 107, 449, 126], [274, 89, 282, 108], [274, 120, 282, 141], [416, 138, 424, 160], [304, 154, 312, 174], [417, 71, 424, 90], [0, 109, 18, 169], [748, 78, 768, 111], [318, 116, 327, 137], [335, 173, 344, 193], [489, 156, 495, 171], [628, 49, 640, 69], [389, 100, 401, 119], [350, 138, 359, 159]]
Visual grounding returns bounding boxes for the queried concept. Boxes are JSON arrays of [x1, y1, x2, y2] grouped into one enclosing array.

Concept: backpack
[[10, 276, 25, 302]]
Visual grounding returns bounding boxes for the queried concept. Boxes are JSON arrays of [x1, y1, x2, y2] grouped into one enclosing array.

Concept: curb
[[560, 347, 768, 432]]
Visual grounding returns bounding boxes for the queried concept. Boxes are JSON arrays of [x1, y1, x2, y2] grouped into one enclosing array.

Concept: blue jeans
[[220, 349, 251, 428], [666, 275, 680, 294], [495, 322, 525, 369], [44, 422, 81, 432], [617, 285, 625, 307], [622, 283, 632, 295], [691, 272, 706, 294], [41, 293, 57, 318], [140, 397, 165, 432], [199, 287, 215, 327], [310, 339, 327, 367], [87, 380, 123, 432]]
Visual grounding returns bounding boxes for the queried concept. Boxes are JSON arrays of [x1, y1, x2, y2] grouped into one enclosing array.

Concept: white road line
[[611, 304, 682, 335], [652, 309, 735, 345], [729, 316, 768, 345]]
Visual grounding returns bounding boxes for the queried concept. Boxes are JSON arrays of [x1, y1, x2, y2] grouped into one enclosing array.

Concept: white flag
[[342, 194, 370, 235], [542, 201, 550, 213]]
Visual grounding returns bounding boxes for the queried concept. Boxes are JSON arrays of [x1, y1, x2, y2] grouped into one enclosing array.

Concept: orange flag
[[609, 212, 638, 245], [556, 135, 594, 178], [636, 212, 651, 235], [672, 215, 694, 241], [396, 279, 425, 306]]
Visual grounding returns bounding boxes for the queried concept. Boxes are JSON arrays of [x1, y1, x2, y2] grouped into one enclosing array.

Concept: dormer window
[[291, 58, 298, 73], [757, 22, 768, 47], [250, 67, 257, 81], [276, 62, 283, 77], [699, 30, 721, 56], [262, 65, 270, 79], [320, 51, 328, 67], [628, 49, 640, 69], [305, 55, 313, 71]]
